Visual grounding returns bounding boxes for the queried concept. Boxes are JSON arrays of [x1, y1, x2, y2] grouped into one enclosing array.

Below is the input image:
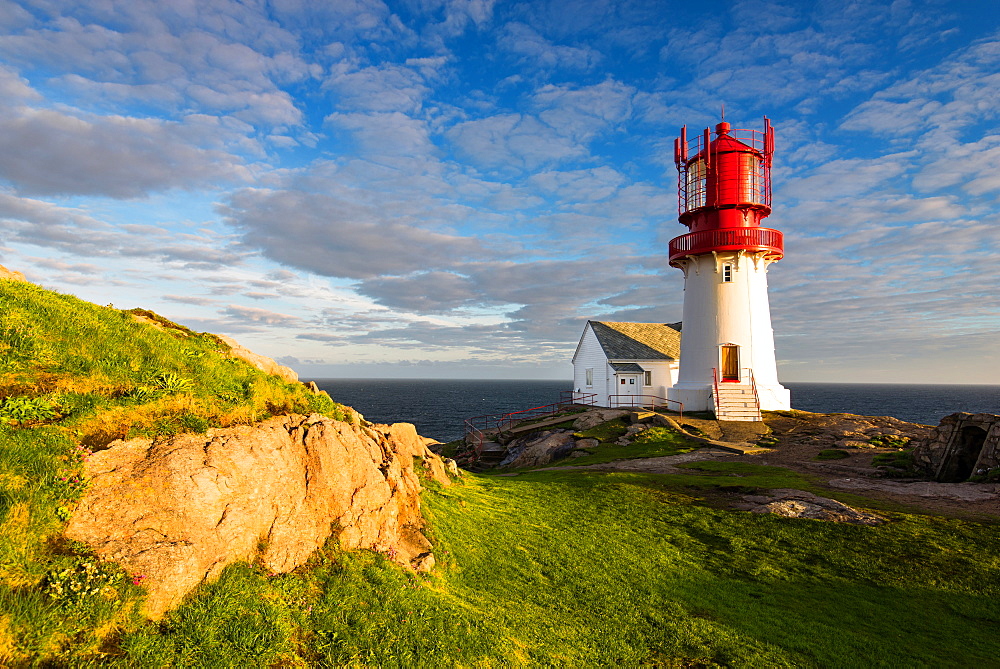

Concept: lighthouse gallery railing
[[668, 227, 783, 264]]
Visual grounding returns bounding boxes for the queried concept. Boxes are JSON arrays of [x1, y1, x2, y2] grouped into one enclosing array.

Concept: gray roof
[[589, 321, 681, 361], [609, 362, 646, 373]]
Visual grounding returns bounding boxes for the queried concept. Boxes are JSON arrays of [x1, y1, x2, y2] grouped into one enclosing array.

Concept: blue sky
[[1, 0, 998, 384]]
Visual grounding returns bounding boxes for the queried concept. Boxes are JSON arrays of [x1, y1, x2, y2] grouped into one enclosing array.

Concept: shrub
[[872, 449, 917, 478], [868, 435, 911, 449], [816, 449, 849, 460]]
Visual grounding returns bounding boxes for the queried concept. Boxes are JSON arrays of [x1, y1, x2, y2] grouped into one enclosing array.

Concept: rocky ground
[[539, 409, 999, 522]]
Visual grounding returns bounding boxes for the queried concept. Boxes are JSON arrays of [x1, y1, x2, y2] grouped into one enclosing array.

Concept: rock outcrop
[[0, 264, 27, 282], [735, 489, 886, 525], [216, 334, 299, 384], [499, 430, 577, 469], [65, 413, 455, 618]]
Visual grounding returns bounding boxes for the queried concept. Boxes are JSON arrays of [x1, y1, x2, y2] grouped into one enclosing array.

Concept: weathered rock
[[572, 409, 629, 431], [500, 430, 577, 469], [837, 440, 872, 449], [65, 414, 452, 618], [216, 334, 299, 384], [412, 552, 436, 572], [0, 264, 26, 282], [574, 438, 599, 451], [735, 489, 886, 525]]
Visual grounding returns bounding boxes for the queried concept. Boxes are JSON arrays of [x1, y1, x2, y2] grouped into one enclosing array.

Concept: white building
[[571, 321, 681, 408]]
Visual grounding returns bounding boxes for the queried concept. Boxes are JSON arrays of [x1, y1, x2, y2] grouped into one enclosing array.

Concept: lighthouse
[[666, 117, 791, 419]]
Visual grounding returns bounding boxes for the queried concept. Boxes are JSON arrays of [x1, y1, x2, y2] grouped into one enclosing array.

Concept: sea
[[307, 379, 1000, 443]]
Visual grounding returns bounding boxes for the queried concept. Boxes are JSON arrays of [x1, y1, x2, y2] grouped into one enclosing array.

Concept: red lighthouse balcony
[[668, 227, 783, 265]]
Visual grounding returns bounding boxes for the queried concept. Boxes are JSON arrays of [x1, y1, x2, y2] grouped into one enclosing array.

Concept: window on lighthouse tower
[[685, 158, 707, 209], [740, 154, 762, 204]]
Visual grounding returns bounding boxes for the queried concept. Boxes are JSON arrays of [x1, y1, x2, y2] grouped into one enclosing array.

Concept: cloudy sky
[[1, 0, 998, 384]]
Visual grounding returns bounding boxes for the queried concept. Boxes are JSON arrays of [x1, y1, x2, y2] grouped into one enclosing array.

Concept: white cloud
[[498, 22, 601, 71], [446, 113, 585, 171], [0, 108, 251, 198]]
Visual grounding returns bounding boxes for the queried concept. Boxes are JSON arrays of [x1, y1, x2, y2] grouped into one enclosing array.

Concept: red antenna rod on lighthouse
[[703, 127, 711, 169]]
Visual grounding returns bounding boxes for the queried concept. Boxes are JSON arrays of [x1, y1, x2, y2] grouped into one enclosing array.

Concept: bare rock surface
[[0, 264, 27, 282], [734, 489, 887, 525], [500, 430, 577, 469], [65, 414, 452, 618], [571, 408, 629, 431], [216, 333, 299, 384], [826, 478, 999, 501]]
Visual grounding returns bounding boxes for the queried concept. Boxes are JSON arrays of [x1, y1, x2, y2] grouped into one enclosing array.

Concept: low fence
[[607, 394, 683, 417], [462, 391, 599, 460]]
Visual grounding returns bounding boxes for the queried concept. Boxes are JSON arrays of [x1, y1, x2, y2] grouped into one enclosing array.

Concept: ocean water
[[308, 378, 1000, 443]]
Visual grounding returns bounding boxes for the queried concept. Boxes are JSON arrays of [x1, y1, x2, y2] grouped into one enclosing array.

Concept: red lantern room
[[668, 118, 783, 267]]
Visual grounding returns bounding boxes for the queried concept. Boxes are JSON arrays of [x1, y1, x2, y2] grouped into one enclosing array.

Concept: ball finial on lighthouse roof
[[715, 121, 731, 135]]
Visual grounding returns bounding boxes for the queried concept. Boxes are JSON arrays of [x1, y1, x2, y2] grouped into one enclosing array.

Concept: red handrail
[[712, 367, 721, 417], [712, 367, 761, 420], [746, 367, 761, 418], [462, 391, 599, 462], [669, 227, 783, 264], [606, 394, 683, 418]]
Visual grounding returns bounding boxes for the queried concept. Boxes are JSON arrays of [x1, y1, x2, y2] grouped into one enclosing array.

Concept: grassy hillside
[[108, 468, 1000, 666], [2, 278, 999, 665], [0, 279, 342, 661]]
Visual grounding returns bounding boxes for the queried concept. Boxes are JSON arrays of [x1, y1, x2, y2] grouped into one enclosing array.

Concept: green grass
[[872, 449, 919, 478], [0, 280, 348, 663], [104, 468, 1000, 666], [572, 416, 629, 442], [548, 424, 699, 467], [4, 279, 1000, 665]]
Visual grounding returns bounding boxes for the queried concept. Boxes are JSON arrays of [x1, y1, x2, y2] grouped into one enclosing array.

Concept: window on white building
[[722, 263, 733, 282], [644, 371, 652, 386], [585, 368, 593, 386]]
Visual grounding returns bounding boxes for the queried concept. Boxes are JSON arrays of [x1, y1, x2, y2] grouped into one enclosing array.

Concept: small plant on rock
[[868, 435, 910, 449], [44, 558, 124, 607]]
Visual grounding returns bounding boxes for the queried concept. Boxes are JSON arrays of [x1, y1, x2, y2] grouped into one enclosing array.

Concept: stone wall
[[912, 413, 1000, 482]]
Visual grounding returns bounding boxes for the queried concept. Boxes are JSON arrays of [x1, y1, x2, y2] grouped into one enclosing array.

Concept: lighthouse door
[[720, 345, 740, 382]]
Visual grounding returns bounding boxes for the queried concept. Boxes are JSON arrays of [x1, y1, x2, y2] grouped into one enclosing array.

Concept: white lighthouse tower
[[666, 118, 791, 419]]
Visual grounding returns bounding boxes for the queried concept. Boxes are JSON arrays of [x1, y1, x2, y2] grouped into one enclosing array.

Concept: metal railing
[[668, 227, 783, 264], [711, 367, 761, 420], [607, 394, 683, 417], [462, 391, 599, 461], [674, 120, 774, 217], [747, 367, 761, 417], [712, 367, 721, 417]]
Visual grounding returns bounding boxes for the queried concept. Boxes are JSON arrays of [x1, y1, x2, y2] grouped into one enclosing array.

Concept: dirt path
[[547, 411, 1000, 522]]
